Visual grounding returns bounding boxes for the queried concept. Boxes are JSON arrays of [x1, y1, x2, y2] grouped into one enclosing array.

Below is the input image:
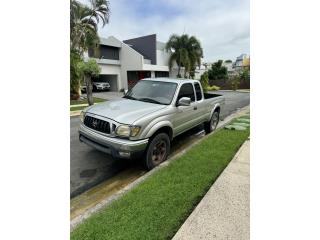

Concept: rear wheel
[[144, 133, 170, 170], [204, 110, 220, 134]]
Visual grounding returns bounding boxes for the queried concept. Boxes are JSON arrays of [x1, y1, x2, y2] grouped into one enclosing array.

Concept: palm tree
[[71, 0, 110, 54], [70, 0, 110, 100], [166, 34, 203, 78]]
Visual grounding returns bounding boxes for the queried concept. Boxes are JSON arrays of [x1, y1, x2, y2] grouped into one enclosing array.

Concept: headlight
[[116, 125, 141, 137], [116, 125, 130, 137], [80, 111, 85, 122], [130, 126, 141, 137]]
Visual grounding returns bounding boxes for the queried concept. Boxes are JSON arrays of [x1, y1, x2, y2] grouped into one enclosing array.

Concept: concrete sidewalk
[[173, 139, 250, 240]]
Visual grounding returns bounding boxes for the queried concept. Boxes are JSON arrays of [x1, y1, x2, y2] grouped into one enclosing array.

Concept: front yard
[[71, 116, 250, 240]]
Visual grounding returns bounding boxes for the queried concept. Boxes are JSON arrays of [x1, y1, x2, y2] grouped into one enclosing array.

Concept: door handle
[[194, 106, 197, 110]]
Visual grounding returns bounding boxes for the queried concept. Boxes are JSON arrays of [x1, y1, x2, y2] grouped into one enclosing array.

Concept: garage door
[[98, 75, 118, 91]]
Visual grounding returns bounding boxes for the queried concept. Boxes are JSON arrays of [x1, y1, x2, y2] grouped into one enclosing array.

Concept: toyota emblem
[[92, 120, 98, 128]]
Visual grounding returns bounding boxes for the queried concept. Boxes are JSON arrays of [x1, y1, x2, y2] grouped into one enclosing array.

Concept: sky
[[84, 0, 250, 62]]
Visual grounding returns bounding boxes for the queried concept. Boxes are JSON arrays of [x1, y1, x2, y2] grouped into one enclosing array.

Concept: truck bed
[[203, 92, 222, 99]]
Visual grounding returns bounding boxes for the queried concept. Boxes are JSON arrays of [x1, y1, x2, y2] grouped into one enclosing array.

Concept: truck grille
[[84, 116, 111, 134]]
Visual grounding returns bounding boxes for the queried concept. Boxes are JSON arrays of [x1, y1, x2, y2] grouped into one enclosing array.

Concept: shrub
[[78, 59, 101, 77], [208, 60, 228, 81], [207, 85, 220, 91], [200, 72, 209, 92], [240, 69, 250, 82], [230, 75, 240, 91], [200, 72, 220, 91]]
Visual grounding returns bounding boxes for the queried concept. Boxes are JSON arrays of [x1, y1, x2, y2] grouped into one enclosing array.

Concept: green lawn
[[70, 97, 106, 112], [71, 122, 250, 240]]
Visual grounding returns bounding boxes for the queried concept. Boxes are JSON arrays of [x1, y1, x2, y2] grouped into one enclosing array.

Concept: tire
[[204, 110, 220, 134], [144, 133, 170, 170]]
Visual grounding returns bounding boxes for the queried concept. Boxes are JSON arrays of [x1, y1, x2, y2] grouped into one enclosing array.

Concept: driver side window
[[177, 83, 195, 102]]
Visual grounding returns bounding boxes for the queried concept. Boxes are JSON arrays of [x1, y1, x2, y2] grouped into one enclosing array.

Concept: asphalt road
[[70, 90, 250, 197]]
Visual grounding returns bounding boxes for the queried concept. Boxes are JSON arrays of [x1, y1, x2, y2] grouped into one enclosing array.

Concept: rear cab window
[[194, 83, 203, 101]]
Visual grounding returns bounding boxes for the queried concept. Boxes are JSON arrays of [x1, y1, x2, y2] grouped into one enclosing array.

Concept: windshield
[[124, 80, 177, 105]]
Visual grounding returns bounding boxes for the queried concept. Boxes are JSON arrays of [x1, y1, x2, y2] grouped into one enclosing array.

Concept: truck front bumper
[[79, 124, 148, 159]]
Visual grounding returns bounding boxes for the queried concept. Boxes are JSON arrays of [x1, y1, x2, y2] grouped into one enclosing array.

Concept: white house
[[234, 54, 250, 71], [84, 34, 176, 91]]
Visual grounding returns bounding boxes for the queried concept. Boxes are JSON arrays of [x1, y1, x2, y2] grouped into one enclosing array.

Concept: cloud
[[96, 0, 250, 62]]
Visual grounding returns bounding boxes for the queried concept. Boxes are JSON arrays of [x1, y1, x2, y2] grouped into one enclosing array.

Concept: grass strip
[[70, 106, 89, 111], [71, 126, 249, 240], [70, 97, 106, 106], [70, 98, 106, 111]]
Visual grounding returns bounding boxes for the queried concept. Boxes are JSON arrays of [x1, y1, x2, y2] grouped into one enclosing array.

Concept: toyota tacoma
[[79, 78, 225, 169]]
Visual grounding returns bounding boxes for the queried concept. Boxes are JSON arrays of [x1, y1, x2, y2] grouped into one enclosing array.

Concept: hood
[[86, 98, 167, 124]]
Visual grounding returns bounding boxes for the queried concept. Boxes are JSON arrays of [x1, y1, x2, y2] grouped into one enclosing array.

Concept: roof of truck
[[142, 78, 199, 84]]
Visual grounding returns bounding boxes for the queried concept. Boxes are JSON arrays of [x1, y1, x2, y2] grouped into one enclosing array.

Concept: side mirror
[[177, 97, 191, 106], [124, 89, 128, 95]]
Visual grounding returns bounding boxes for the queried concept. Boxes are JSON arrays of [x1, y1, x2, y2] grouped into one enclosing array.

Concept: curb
[[70, 103, 90, 108], [70, 103, 99, 117], [70, 110, 81, 117], [70, 105, 250, 231], [216, 90, 250, 93]]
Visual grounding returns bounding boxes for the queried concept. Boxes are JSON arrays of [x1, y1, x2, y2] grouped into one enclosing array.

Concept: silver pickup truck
[[79, 78, 225, 169]]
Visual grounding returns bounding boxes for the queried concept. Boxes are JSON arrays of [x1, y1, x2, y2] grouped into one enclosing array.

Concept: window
[[100, 45, 120, 60], [124, 80, 177, 105], [177, 83, 195, 102], [194, 83, 202, 101], [155, 71, 169, 78], [88, 45, 120, 60]]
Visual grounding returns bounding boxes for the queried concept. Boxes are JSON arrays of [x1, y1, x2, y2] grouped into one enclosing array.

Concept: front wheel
[[144, 133, 170, 170], [204, 110, 220, 134]]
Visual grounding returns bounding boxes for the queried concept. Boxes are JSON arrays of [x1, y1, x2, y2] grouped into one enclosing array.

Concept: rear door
[[172, 83, 197, 135], [193, 82, 208, 124]]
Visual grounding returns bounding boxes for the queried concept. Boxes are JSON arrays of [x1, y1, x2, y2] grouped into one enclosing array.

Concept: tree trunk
[[177, 65, 181, 77], [77, 78, 81, 97], [85, 75, 94, 106]]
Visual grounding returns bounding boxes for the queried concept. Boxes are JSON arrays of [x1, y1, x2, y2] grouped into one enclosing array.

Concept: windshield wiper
[[123, 95, 137, 100], [138, 98, 162, 104]]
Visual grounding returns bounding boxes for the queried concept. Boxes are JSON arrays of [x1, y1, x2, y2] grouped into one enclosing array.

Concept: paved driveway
[[71, 90, 250, 197]]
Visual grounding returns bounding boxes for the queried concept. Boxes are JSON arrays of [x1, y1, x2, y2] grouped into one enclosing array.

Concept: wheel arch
[[145, 121, 174, 141], [209, 103, 221, 119]]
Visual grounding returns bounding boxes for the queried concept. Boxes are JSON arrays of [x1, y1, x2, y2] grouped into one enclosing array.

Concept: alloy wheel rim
[[152, 140, 166, 164], [211, 113, 218, 129]]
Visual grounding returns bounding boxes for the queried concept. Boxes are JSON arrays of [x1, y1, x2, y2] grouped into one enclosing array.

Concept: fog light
[[119, 151, 131, 158]]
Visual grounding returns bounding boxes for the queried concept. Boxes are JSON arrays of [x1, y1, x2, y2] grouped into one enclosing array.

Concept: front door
[[172, 83, 197, 135]]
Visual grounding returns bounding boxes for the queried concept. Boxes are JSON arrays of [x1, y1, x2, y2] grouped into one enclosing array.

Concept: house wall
[[99, 64, 121, 75], [142, 64, 169, 72], [119, 42, 144, 90], [169, 67, 186, 78], [123, 34, 157, 65], [156, 49, 171, 66], [194, 68, 206, 80]]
